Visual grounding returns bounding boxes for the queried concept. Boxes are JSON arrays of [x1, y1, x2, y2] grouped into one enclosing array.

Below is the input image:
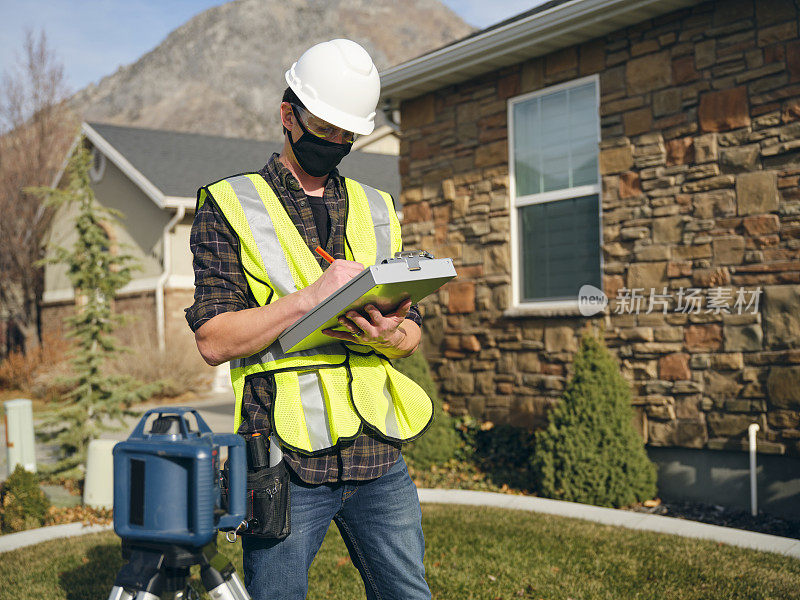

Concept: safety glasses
[[291, 104, 357, 145]]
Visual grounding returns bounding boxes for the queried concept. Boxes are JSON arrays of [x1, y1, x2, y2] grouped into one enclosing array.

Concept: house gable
[[44, 154, 171, 302]]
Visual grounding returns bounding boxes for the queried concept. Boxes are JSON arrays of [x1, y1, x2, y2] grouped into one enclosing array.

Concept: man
[[186, 39, 432, 600]]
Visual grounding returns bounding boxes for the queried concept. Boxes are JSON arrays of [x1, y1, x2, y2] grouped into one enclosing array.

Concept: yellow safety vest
[[197, 173, 434, 455]]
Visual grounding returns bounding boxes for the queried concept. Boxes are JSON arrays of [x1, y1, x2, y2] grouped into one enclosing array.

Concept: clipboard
[[276, 252, 457, 353]]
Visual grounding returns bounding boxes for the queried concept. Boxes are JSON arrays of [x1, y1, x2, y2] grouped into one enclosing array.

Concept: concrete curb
[[417, 488, 800, 559], [0, 522, 112, 553], [2, 490, 798, 560]]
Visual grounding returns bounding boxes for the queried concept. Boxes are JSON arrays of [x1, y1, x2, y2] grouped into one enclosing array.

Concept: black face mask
[[286, 108, 352, 177]]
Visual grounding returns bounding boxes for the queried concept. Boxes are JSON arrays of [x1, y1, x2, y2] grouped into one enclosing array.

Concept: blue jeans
[[241, 455, 430, 600]]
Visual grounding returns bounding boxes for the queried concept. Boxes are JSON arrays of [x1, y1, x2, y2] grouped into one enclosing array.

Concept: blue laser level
[[112, 407, 246, 546], [108, 408, 251, 599]]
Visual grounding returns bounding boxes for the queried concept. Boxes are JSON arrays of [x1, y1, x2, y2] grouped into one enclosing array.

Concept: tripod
[[107, 538, 250, 600]]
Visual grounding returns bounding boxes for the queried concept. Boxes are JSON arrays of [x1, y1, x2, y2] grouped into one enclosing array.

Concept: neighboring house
[[43, 122, 401, 378], [381, 0, 800, 517], [353, 124, 401, 155]]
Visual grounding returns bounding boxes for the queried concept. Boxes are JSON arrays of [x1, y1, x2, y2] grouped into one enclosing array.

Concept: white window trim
[[515, 184, 601, 208], [507, 73, 603, 313]]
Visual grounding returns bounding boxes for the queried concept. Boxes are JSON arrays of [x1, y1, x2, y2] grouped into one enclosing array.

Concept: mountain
[[71, 0, 474, 139]]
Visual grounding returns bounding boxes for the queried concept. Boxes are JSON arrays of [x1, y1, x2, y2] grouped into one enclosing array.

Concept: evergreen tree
[[30, 143, 158, 478], [531, 329, 657, 507]]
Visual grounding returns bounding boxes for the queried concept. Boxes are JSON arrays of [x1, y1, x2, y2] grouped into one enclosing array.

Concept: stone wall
[[398, 0, 800, 457]]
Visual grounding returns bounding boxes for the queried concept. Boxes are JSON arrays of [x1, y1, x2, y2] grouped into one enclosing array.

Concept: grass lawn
[[1, 504, 798, 600]]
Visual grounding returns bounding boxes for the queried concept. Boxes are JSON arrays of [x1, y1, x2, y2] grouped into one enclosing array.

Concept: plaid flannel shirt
[[185, 154, 421, 484]]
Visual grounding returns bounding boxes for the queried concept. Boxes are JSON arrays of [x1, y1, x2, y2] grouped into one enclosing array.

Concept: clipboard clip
[[381, 250, 435, 271]]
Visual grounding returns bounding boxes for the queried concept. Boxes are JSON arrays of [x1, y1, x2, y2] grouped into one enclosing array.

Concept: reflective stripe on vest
[[228, 175, 297, 296], [348, 180, 392, 263], [201, 173, 432, 455]]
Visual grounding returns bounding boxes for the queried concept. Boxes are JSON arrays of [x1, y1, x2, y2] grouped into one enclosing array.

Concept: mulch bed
[[409, 461, 800, 540], [626, 500, 800, 540]]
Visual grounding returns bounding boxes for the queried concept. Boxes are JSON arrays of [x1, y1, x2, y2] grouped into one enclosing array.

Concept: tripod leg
[[199, 542, 251, 600], [109, 547, 166, 600], [223, 571, 249, 600], [201, 565, 249, 600], [107, 587, 136, 600]]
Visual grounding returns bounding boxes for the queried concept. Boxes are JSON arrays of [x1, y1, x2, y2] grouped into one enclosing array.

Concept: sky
[[0, 0, 548, 94]]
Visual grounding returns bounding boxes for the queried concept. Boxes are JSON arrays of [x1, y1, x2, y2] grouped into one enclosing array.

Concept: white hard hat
[[285, 39, 380, 136]]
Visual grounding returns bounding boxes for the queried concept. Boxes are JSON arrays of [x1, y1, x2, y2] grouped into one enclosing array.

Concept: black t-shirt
[[306, 193, 330, 250]]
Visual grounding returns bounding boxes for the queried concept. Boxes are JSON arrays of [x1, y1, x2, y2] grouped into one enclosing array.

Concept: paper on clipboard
[[276, 255, 456, 353]]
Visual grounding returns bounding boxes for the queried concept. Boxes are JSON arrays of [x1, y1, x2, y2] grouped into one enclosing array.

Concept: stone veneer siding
[[398, 0, 800, 458]]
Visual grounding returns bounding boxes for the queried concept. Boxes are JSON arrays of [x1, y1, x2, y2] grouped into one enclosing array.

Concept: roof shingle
[[87, 122, 400, 202]]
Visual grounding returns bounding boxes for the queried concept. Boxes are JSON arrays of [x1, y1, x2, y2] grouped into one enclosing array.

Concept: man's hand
[[322, 299, 418, 357], [305, 259, 364, 306]]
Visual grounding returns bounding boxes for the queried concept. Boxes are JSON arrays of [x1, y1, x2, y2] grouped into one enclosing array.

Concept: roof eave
[[80, 123, 198, 211], [82, 122, 171, 210], [380, 0, 700, 104]]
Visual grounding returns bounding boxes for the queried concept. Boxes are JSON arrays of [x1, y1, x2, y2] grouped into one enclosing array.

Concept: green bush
[[1, 465, 51, 533], [456, 416, 537, 491], [395, 350, 462, 470], [531, 330, 657, 508]]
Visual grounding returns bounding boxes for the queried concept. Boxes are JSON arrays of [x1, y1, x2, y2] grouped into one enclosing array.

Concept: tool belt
[[245, 459, 290, 539], [222, 433, 291, 540]]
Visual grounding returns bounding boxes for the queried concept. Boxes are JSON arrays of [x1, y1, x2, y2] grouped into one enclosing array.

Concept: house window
[[509, 76, 602, 307], [89, 146, 107, 182]]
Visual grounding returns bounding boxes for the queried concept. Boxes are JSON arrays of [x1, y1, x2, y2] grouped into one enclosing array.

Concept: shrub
[[456, 417, 537, 492], [0, 333, 71, 393], [531, 330, 657, 508], [0, 465, 51, 533], [395, 350, 462, 470], [0, 349, 32, 390]]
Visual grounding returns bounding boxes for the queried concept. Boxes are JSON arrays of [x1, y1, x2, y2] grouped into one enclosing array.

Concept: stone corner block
[[763, 285, 800, 349]]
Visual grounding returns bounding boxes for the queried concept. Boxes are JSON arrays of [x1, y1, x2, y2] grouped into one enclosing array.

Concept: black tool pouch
[[244, 460, 291, 539]]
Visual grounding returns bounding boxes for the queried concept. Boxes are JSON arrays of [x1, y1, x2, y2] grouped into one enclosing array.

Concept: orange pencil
[[314, 246, 335, 264]]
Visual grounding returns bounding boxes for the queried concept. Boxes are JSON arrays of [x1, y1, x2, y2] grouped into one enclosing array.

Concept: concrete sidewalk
[[0, 391, 237, 479], [418, 489, 800, 560]]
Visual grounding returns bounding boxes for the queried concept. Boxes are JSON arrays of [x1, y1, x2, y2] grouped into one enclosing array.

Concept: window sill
[[503, 302, 586, 318]]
